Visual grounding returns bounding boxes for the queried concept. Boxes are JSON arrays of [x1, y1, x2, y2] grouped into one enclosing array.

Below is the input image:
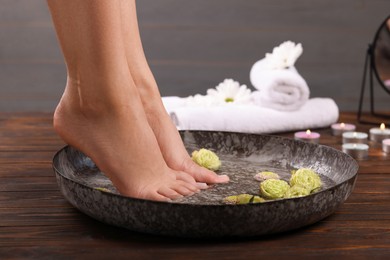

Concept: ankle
[[66, 75, 142, 114]]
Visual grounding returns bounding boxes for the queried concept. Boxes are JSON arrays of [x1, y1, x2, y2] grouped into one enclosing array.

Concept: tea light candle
[[383, 139, 390, 153], [370, 123, 390, 142], [294, 129, 320, 144], [331, 122, 356, 136], [342, 131, 368, 144], [342, 143, 369, 159]]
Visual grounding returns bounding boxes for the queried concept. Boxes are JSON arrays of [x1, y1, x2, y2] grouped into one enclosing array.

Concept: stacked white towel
[[161, 41, 339, 134], [163, 97, 339, 134], [250, 59, 310, 111]]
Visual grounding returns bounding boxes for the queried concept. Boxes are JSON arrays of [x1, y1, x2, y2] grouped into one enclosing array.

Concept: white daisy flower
[[206, 79, 252, 105], [264, 41, 303, 70]]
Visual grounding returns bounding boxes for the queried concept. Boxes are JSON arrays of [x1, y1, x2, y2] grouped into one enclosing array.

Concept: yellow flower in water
[[252, 196, 266, 204], [290, 168, 322, 193], [260, 179, 290, 199], [191, 148, 221, 171], [284, 185, 310, 198], [222, 194, 265, 204], [227, 194, 252, 204], [94, 187, 111, 193]]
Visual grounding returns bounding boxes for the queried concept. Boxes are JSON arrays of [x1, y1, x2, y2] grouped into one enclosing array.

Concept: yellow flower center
[[225, 97, 234, 103]]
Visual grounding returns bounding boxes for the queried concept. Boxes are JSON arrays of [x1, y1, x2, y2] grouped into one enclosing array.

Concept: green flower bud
[[236, 194, 253, 204], [222, 194, 265, 204], [260, 179, 290, 199], [254, 171, 280, 181], [223, 195, 239, 204], [284, 185, 311, 198], [290, 168, 322, 193], [94, 187, 111, 193], [252, 196, 266, 204], [191, 148, 221, 171], [223, 194, 251, 204]]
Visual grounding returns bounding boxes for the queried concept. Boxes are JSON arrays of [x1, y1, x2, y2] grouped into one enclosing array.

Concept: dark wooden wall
[[1, 0, 389, 112]]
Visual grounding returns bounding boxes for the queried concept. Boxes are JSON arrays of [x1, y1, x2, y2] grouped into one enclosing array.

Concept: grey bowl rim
[[52, 130, 359, 208]]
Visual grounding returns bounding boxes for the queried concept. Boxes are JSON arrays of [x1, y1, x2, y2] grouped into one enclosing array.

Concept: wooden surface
[[1, 0, 390, 112], [0, 112, 390, 259]]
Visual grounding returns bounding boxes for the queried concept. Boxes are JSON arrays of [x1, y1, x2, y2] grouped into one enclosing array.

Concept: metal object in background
[[358, 15, 390, 124]]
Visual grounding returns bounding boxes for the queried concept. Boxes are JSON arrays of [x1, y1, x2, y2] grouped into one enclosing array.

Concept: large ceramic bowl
[[53, 131, 358, 237]]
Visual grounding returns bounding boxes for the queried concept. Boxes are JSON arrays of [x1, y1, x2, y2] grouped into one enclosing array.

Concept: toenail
[[217, 175, 230, 182], [196, 182, 208, 189]]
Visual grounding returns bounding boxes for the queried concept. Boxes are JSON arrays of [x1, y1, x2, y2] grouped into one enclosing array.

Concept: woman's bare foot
[[139, 90, 230, 186], [47, 0, 203, 201], [112, 0, 229, 186], [53, 80, 200, 201]]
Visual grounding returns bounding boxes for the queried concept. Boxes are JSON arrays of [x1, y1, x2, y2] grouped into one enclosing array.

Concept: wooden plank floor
[[0, 112, 389, 259]]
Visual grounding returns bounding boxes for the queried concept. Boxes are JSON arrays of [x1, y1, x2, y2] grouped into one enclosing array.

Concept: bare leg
[[47, 0, 200, 201], [119, 1, 229, 184]]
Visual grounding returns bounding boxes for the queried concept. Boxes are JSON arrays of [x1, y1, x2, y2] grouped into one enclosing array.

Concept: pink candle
[[294, 129, 320, 144], [331, 122, 356, 136]]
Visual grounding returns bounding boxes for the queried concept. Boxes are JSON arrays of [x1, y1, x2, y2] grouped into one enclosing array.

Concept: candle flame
[[340, 123, 345, 128], [306, 129, 311, 135], [380, 123, 386, 130], [353, 132, 357, 137], [353, 144, 357, 148]]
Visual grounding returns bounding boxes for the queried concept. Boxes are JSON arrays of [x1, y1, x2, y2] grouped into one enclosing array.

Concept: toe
[[175, 171, 197, 185], [157, 187, 183, 200], [173, 180, 199, 195], [196, 182, 209, 189], [180, 180, 200, 193], [147, 192, 172, 202], [184, 159, 230, 184], [172, 186, 195, 196]]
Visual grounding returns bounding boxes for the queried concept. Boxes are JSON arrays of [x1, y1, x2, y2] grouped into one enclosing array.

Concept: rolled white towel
[[250, 59, 310, 111], [164, 97, 339, 134]]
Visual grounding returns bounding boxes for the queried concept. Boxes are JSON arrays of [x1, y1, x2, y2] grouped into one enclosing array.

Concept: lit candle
[[342, 131, 368, 144], [342, 143, 369, 159], [294, 129, 320, 144], [369, 123, 390, 142], [383, 139, 390, 153], [331, 122, 356, 136]]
